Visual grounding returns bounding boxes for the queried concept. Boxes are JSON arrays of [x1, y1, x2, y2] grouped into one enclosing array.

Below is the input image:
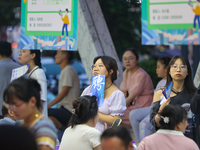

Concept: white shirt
[[155, 79, 166, 91], [59, 124, 101, 150], [26, 66, 48, 116]]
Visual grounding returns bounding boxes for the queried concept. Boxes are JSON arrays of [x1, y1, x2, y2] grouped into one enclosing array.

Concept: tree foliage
[[0, 0, 21, 26], [98, 0, 152, 58]]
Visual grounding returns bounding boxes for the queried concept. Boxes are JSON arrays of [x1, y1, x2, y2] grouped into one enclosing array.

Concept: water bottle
[[56, 138, 60, 150], [132, 141, 137, 150]]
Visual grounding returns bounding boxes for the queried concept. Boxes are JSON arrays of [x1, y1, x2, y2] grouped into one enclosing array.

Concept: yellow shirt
[[62, 15, 69, 25], [193, 6, 200, 15]]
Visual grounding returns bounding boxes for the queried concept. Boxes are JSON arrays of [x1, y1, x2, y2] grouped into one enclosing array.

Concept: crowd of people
[[0, 41, 200, 150]]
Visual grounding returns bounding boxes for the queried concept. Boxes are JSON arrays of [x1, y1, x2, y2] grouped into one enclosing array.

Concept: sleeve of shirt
[[120, 70, 127, 93], [108, 91, 127, 116], [81, 86, 90, 96], [62, 68, 73, 87], [150, 101, 160, 130], [137, 139, 145, 150], [35, 121, 57, 150], [35, 69, 47, 101], [89, 128, 101, 148]]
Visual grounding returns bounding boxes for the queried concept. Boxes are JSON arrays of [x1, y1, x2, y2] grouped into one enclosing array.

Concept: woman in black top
[[150, 55, 196, 140]]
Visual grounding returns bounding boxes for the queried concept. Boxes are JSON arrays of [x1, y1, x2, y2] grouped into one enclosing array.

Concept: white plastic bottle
[[56, 138, 60, 150], [132, 141, 137, 150]]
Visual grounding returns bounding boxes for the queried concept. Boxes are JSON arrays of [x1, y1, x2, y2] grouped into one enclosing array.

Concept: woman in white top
[[59, 95, 101, 150], [18, 50, 47, 116], [81, 56, 126, 132]]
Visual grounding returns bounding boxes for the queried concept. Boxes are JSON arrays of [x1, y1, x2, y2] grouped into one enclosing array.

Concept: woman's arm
[[99, 112, 121, 125], [94, 145, 102, 150], [150, 90, 163, 128], [39, 145, 52, 150]]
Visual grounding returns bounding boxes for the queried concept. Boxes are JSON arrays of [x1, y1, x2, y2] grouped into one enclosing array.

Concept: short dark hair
[[101, 126, 132, 149], [166, 55, 196, 96], [93, 56, 118, 83], [158, 105, 187, 130], [158, 56, 171, 68], [69, 95, 98, 128], [62, 51, 74, 63], [0, 125, 37, 150], [3, 77, 41, 110], [1, 105, 8, 117], [30, 50, 42, 68], [123, 48, 139, 61], [0, 41, 12, 57], [66, 8, 68, 12]]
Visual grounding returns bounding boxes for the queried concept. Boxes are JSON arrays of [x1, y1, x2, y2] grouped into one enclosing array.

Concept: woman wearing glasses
[[3, 77, 57, 150], [120, 48, 154, 128], [81, 56, 126, 132], [150, 55, 196, 140]]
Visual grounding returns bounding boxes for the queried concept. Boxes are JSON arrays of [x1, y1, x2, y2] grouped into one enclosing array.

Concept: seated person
[[137, 105, 199, 150], [59, 96, 101, 150], [0, 103, 16, 125]]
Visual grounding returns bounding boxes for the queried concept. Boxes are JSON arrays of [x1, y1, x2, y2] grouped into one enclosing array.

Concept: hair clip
[[72, 109, 76, 114], [161, 116, 169, 124]]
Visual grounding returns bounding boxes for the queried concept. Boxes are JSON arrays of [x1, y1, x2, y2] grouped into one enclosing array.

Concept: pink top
[[81, 86, 126, 133], [120, 68, 154, 109], [137, 129, 199, 150]]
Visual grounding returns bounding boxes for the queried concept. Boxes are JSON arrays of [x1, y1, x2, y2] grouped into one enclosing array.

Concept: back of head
[[70, 95, 98, 128], [30, 50, 42, 68], [158, 56, 171, 68], [101, 126, 132, 149], [0, 125, 37, 150], [93, 56, 118, 82], [159, 105, 187, 130], [3, 77, 41, 109], [0, 41, 12, 57], [62, 51, 74, 63]]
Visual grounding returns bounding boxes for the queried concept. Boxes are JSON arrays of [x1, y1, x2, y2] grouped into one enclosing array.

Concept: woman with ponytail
[[137, 105, 198, 150], [19, 50, 47, 116], [59, 95, 101, 150]]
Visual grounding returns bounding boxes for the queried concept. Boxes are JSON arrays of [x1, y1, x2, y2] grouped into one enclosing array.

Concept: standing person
[[150, 55, 196, 140], [61, 8, 69, 39], [120, 48, 154, 128], [3, 77, 57, 150], [129, 56, 171, 143], [0, 41, 20, 116], [101, 126, 133, 150], [81, 56, 126, 133], [138, 105, 199, 150], [59, 96, 101, 150], [48, 51, 80, 131], [19, 49, 47, 116]]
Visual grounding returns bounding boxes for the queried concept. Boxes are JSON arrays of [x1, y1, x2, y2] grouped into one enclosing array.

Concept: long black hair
[[159, 105, 187, 130], [30, 50, 42, 68], [69, 95, 98, 128], [166, 55, 196, 96], [93, 56, 118, 83]]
